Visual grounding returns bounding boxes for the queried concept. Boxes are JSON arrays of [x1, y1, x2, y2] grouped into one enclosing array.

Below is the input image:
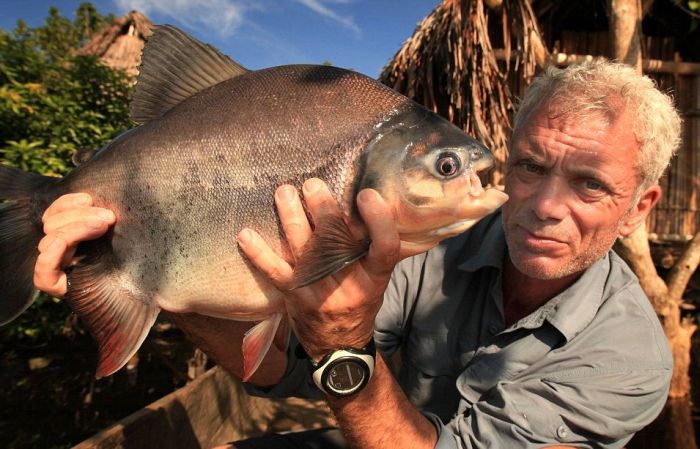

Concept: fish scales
[[61, 65, 407, 317]]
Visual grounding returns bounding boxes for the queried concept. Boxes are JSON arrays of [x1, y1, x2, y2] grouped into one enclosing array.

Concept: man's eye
[[523, 162, 543, 174], [585, 180, 603, 191]]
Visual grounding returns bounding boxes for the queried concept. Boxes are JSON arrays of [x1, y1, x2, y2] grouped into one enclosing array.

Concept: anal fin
[[242, 313, 283, 382], [65, 241, 159, 379]]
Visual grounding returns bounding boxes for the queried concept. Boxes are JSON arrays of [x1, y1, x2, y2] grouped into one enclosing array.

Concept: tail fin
[[0, 165, 58, 325]]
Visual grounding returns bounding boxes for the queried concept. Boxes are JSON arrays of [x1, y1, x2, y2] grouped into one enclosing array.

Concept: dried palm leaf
[[379, 0, 544, 184]]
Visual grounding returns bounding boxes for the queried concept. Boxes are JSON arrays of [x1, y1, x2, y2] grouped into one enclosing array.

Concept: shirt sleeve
[[242, 332, 323, 400], [436, 366, 671, 449]]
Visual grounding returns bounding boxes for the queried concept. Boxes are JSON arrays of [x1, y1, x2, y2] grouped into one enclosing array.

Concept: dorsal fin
[[131, 24, 249, 125], [72, 148, 97, 166]]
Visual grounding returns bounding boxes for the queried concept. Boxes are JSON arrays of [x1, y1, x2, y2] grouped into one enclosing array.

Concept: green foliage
[[0, 3, 132, 344], [0, 3, 132, 177]]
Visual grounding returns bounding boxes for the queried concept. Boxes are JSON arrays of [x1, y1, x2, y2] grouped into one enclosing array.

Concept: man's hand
[[34, 193, 115, 297], [236, 178, 400, 359]]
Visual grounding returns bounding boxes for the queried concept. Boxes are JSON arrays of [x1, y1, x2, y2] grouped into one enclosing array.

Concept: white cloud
[[113, 0, 254, 37], [295, 0, 360, 35]]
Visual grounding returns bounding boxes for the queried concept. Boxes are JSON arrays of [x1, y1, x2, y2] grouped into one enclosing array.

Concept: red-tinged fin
[[289, 213, 370, 289], [242, 313, 283, 382], [65, 243, 159, 379], [0, 165, 59, 325], [273, 316, 291, 352], [131, 25, 249, 125]]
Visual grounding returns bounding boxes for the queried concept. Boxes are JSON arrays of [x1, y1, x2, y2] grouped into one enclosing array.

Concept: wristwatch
[[310, 339, 376, 397]]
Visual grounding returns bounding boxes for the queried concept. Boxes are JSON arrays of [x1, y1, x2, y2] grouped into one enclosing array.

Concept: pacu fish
[[0, 25, 508, 381]]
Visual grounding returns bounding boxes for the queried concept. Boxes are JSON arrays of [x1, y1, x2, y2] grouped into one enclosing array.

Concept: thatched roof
[[378, 0, 544, 182], [78, 10, 154, 77]]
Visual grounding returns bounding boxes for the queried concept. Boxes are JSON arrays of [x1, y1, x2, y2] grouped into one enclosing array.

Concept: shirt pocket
[[404, 325, 459, 377], [400, 325, 463, 420], [457, 327, 563, 402]]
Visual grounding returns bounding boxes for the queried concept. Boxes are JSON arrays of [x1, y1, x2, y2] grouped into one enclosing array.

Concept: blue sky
[[0, 0, 438, 77]]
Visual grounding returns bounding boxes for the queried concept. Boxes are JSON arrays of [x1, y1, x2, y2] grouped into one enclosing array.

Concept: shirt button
[[488, 323, 499, 334], [556, 425, 568, 439]]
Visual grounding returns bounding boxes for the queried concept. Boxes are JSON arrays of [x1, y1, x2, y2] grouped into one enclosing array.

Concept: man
[[35, 61, 680, 448]]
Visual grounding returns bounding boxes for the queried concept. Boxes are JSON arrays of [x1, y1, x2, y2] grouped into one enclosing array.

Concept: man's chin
[[509, 254, 577, 280]]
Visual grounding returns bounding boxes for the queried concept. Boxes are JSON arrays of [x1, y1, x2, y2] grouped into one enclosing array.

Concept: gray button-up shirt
[[248, 211, 672, 448]]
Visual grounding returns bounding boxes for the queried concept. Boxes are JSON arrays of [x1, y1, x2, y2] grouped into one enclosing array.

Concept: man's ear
[[619, 185, 662, 237]]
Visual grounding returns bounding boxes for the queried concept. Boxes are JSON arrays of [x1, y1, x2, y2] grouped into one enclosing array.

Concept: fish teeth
[[469, 171, 484, 197]]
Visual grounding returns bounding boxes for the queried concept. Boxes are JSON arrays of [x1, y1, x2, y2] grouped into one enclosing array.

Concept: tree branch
[[667, 230, 700, 300], [614, 225, 668, 309]]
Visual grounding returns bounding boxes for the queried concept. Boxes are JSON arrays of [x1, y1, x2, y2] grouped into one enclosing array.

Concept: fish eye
[[435, 152, 461, 178], [435, 152, 462, 177]]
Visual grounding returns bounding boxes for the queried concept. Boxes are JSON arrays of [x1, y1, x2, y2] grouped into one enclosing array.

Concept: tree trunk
[[608, 0, 643, 69], [608, 0, 697, 445]]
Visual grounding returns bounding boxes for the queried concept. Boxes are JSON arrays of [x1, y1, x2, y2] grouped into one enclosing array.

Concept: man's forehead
[[512, 107, 638, 161]]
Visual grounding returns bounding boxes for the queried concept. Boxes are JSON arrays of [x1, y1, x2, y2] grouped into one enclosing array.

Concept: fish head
[[359, 105, 509, 256]]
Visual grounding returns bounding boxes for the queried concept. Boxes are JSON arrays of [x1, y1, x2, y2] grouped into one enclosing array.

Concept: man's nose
[[530, 177, 569, 222]]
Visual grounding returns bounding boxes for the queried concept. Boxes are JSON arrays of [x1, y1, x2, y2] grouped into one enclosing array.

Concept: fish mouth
[[467, 165, 494, 197]]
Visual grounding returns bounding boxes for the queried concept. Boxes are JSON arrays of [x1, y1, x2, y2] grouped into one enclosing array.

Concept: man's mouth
[[519, 226, 568, 245]]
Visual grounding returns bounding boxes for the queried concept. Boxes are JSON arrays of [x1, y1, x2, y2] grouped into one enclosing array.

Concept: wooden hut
[[379, 0, 700, 246], [78, 10, 154, 78]]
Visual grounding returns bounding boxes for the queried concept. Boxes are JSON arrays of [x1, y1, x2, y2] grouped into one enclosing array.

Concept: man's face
[[502, 104, 649, 280]]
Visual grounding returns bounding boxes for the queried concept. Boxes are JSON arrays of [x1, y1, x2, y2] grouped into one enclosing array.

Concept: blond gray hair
[[512, 61, 682, 188]]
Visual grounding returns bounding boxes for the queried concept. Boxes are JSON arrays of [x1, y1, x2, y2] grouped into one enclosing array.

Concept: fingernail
[[74, 194, 91, 206], [98, 210, 114, 221], [237, 229, 252, 245], [303, 178, 322, 195], [88, 218, 104, 229], [358, 189, 379, 204], [276, 185, 296, 201], [47, 237, 61, 251]]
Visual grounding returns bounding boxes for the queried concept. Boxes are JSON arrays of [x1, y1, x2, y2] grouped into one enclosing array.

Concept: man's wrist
[[294, 326, 376, 362]]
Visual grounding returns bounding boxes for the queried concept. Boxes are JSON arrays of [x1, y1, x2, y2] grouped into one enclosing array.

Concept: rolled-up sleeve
[[243, 332, 323, 400], [437, 367, 671, 449]]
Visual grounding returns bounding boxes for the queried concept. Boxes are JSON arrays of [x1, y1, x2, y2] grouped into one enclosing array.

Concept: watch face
[[328, 360, 366, 390], [323, 357, 370, 396]]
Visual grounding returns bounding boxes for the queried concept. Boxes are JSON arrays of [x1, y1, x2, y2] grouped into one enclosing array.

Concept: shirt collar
[[457, 210, 507, 272], [507, 252, 612, 342], [541, 252, 611, 341], [457, 210, 612, 342]]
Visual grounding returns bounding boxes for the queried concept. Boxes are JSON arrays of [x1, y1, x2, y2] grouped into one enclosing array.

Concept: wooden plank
[[493, 49, 700, 75], [72, 367, 334, 449]]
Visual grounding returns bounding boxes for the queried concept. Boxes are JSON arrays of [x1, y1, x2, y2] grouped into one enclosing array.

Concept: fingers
[[34, 237, 70, 297], [302, 178, 341, 225], [356, 189, 400, 279], [42, 207, 115, 235], [42, 193, 93, 221], [35, 221, 111, 297], [237, 228, 294, 288], [274, 185, 312, 260], [35, 194, 116, 298]]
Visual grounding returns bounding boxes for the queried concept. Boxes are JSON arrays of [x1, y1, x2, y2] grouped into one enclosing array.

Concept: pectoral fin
[[241, 312, 284, 382], [290, 213, 370, 289]]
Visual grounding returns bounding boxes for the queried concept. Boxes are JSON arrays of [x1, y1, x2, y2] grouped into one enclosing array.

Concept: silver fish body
[[0, 26, 508, 380]]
